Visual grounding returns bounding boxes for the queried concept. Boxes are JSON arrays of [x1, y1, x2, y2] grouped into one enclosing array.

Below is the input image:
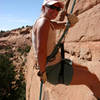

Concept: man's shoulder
[[39, 17, 50, 24], [36, 17, 50, 28]]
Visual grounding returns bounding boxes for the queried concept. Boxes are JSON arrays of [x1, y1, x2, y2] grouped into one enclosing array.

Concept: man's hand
[[40, 72, 47, 83], [38, 71, 47, 83], [67, 14, 79, 27]]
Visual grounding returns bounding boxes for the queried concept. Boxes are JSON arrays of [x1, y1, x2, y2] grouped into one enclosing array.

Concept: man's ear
[[41, 5, 45, 12]]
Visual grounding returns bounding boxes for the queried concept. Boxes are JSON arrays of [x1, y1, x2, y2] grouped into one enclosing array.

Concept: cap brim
[[43, 1, 64, 8]]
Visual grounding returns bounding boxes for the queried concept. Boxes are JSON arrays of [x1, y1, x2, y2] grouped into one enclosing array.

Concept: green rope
[[58, 0, 76, 44], [39, 81, 43, 100]]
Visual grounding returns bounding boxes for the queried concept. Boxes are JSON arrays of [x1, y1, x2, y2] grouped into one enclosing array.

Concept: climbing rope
[[58, 0, 76, 45], [39, 81, 43, 100]]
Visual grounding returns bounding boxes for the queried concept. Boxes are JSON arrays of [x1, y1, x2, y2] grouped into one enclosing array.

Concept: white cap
[[42, 0, 64, 8]]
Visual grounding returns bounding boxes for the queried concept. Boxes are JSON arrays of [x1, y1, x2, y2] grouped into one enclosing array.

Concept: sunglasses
[[45, 4, 61, 12]]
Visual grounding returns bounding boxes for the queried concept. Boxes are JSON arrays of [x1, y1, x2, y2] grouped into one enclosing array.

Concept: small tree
[[0, 30, 5, 33]]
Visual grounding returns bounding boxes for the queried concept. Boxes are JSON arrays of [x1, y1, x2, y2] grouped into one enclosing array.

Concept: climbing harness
[[39, 0, 76, 99]]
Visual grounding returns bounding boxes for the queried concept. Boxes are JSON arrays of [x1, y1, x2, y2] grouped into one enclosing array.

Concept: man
[[32, 0, 100, 99]]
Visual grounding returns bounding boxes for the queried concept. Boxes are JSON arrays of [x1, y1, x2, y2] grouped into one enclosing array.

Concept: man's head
[[42, 0, 64, 19]]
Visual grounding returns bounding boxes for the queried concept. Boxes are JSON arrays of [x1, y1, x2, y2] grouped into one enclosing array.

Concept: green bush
[[22, 26, 24, 28], [24, 45, 31, 53], [0, 54, 26, 100], [0, 30, 5, 33], [17, 45, 31, 55]]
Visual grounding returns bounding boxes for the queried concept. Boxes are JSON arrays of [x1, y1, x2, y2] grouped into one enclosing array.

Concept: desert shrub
[[17, 45, 31, 55], [26, 25, 29, 27], [22, 26, 24, 28], [0, 30, 5, 33], [21, 58, 27, 66], [24, 45, 31, 53], [0, 54, 26, 100]]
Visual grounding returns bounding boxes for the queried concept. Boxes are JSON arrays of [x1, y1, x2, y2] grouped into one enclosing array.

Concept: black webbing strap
[[59, 43, 65, 83]]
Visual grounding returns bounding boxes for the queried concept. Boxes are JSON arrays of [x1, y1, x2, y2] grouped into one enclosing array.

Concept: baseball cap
[[42, 0, 64, 8]]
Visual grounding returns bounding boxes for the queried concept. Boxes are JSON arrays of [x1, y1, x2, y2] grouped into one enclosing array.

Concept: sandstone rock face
[[26, 47, 40, 100], [26, 0, 100, 100], [0, 26, 32, 76], [26, 48, 98, 100]]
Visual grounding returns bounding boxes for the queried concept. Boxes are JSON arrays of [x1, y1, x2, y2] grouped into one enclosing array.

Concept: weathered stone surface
[[25, 0, 100, 100], [66, 3, 100, 42], [42, 84, 97, 100], [26, 48, 98, 100], [0, 26, 32, 81], [26, 47, 40, 100]]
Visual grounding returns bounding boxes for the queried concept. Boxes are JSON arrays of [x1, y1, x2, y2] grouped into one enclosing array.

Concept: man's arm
[[37, 18, 50, 73], [51, 21, 66, 29], [51, 14, 79, 29]]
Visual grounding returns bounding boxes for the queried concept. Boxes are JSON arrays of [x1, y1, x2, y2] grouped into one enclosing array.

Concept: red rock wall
[[26, 0, 100, 100]]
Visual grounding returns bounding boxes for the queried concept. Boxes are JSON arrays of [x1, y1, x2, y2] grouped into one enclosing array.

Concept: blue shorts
[[46, 59, 73, 85]]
